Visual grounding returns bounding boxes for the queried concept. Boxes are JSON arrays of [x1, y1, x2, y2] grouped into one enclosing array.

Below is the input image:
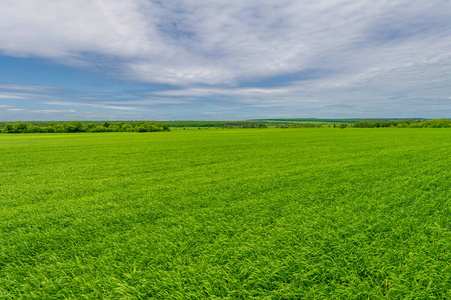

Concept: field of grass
[[1, 128, 451, 299]]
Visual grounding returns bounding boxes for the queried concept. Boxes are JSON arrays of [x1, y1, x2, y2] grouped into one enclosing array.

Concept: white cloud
[[1, 0, 451, 118], [43, 101, 145, 111], [0, 84, 59, 101], [152, 87, 294, 97], [0, 104, 76, 114], [2, 0, 450, 86], [0, 84, 59, 91], [0, 93, 30, 99], [0, 91, 54, 100]]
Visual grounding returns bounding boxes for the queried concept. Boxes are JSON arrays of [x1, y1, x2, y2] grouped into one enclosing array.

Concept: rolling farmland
[[1, 128, 451, 299]]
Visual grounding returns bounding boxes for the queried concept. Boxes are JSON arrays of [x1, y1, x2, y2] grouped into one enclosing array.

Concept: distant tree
[[2, 123, 16, 133], [121, 124, 133, 132], [91, 126, 108, 132], [26, 125, 42, 133], [340, 123, 348, 129], [16, 122, 27, 133], [52, 124, 65, 132], [108, 125, 121, 132], [64, 121, 83, 132], [86, 123, 97, 131]]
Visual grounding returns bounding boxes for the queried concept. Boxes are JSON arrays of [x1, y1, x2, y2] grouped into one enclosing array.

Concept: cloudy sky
[[1, 0, 451, 121]]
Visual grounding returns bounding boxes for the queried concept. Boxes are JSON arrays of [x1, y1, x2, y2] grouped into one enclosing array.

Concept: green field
[[1, 128, 451, 299]]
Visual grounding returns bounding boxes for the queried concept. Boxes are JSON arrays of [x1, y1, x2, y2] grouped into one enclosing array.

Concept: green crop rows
[[1, 128, 451, 299]]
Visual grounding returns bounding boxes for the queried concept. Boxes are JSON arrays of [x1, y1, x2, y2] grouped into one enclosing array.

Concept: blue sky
[[1, 0, 451, 121]]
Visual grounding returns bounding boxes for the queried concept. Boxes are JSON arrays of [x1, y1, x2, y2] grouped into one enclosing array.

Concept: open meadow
[[1, 128, 451, 299]]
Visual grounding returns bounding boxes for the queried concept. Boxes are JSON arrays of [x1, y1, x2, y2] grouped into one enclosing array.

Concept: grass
[[1, 128, 451, 299]]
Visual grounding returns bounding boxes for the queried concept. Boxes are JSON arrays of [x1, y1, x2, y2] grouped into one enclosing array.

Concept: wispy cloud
[[0, 104, 75, 114], [1, 0, 451, 119], [0, 84, 59, 101], [2, 0, 449, 85], [0, 93, 31, 99], [0, 84, 59, 92], [44, 101, 146, 111]]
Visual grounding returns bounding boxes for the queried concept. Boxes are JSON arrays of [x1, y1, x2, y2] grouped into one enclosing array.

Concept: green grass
[[1, 128, 451, 299]]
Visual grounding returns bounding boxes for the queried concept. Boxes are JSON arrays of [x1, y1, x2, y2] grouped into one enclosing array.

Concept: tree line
[[162, 121, 267, 128], [1, 121, 170, 133], [2, 119, 450, 133], [0, 120, 271, 133], [275, 123, 324, 128], [351, 119, 451, 128]]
